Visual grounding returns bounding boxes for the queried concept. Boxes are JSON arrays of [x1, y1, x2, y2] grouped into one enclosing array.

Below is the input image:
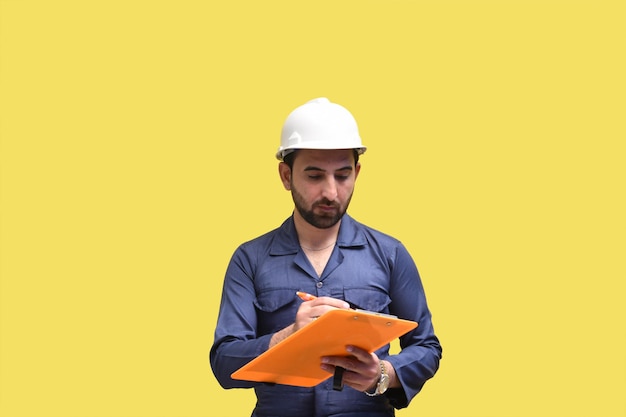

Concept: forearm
[[269, 323, 296, 348], [384, 343, 441, 407], [210, 333, 273, 388]]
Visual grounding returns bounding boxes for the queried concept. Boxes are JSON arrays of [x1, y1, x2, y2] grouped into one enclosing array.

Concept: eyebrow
[[303, 165, 353, 172]]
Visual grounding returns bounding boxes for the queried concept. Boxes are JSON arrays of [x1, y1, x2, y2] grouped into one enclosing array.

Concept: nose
[[321, 177, 338, 201]]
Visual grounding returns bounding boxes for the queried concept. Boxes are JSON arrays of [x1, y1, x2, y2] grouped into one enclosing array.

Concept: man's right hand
[[269, 296, 350, 348], [293, 296, 351, 332]]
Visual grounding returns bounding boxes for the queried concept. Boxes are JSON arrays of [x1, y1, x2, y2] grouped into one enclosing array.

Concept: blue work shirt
[[210, 214, 442, 417]]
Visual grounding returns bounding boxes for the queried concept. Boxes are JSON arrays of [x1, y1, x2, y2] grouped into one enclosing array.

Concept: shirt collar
[[269, 213, 368, 256]]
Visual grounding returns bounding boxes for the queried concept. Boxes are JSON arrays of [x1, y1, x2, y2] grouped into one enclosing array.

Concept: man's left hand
[[320, 345, 381, 392]]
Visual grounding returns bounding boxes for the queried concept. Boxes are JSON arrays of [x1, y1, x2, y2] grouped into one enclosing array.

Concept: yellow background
[[1, 1, 624, 416]]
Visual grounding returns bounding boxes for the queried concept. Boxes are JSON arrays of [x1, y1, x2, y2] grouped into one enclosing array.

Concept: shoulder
[[341, 214, 403, 248], [341, 216, 418, 274], [236, 216, 297, 254], [237, 227, 278, 254], [340, 215, 413, 266]]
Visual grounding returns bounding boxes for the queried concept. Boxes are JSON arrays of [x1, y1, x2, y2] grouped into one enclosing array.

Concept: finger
[[336, 368, 374, 392], [307, 304, 347, 320], [310, 296, 350, 310], [346, 345, 377, 364], [321, 357, 378, 392], [321, 356, 363, 373], [320, 363, 334, 374], [319, 364, 368, 391]]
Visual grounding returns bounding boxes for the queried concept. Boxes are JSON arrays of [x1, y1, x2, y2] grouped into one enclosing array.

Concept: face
[[279, 149, 360, 229]]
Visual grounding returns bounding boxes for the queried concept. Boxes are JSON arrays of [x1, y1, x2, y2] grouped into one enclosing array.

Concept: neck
[[293, 211, 341, 250]]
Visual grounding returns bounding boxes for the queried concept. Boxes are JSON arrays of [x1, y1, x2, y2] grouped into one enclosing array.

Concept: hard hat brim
[[276, 145, 367, 161]]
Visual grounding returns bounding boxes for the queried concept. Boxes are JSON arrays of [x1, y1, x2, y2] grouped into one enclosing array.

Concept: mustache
[[314, 199, 340, 208]]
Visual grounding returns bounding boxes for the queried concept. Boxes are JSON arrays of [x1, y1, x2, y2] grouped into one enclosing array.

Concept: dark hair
[[282, 149, 360, 170]]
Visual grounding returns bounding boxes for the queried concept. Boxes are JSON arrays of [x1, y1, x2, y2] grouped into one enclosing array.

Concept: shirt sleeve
[[384, 243, 442, 409], [209, 245, 269, 388]]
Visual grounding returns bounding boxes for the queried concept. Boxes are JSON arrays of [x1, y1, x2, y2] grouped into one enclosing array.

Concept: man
[[210, 98, 442, 417]]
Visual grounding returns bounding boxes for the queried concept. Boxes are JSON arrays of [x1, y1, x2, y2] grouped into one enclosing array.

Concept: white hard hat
[[276, 97, 367, 160]]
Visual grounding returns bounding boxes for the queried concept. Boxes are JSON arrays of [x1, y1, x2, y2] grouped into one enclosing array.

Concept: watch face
[[376, 362, 390, 394], [378, 374, 390, 393]]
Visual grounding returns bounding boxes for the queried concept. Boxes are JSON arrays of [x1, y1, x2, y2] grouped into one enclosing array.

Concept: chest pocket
[[343, 288, 391, 313], [253, 288, 299, 336]]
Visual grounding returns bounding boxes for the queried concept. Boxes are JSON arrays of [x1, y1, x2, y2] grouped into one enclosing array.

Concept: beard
[[291, 183, 352, 229]]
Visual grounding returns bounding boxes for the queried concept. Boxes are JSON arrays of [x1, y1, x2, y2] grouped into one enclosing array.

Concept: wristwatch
[[365, 361, 390, 396]]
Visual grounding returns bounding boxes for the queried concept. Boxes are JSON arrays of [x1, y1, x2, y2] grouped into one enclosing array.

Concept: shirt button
[[316, 282, 323, 289]]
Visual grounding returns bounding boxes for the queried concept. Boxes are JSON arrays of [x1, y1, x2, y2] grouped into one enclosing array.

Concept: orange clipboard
[[231, 308, 418, 387]]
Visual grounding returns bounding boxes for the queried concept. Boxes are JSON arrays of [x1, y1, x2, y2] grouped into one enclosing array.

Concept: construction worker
[[210, 98, 442, 417]]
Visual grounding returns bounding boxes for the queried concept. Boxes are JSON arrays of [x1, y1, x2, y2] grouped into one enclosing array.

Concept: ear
[[278, 162, 292, 190], [354, 162, 361, 180]]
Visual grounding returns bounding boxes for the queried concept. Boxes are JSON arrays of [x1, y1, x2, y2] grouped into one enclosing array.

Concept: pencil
[[296, 291, 317, 301]]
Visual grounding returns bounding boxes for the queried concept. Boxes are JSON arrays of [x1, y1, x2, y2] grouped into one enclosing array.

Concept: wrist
[[365, 361, 390, 396]]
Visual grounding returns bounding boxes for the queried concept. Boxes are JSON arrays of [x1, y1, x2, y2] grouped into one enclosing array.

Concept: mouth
[[315, 204, 339, 213]]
